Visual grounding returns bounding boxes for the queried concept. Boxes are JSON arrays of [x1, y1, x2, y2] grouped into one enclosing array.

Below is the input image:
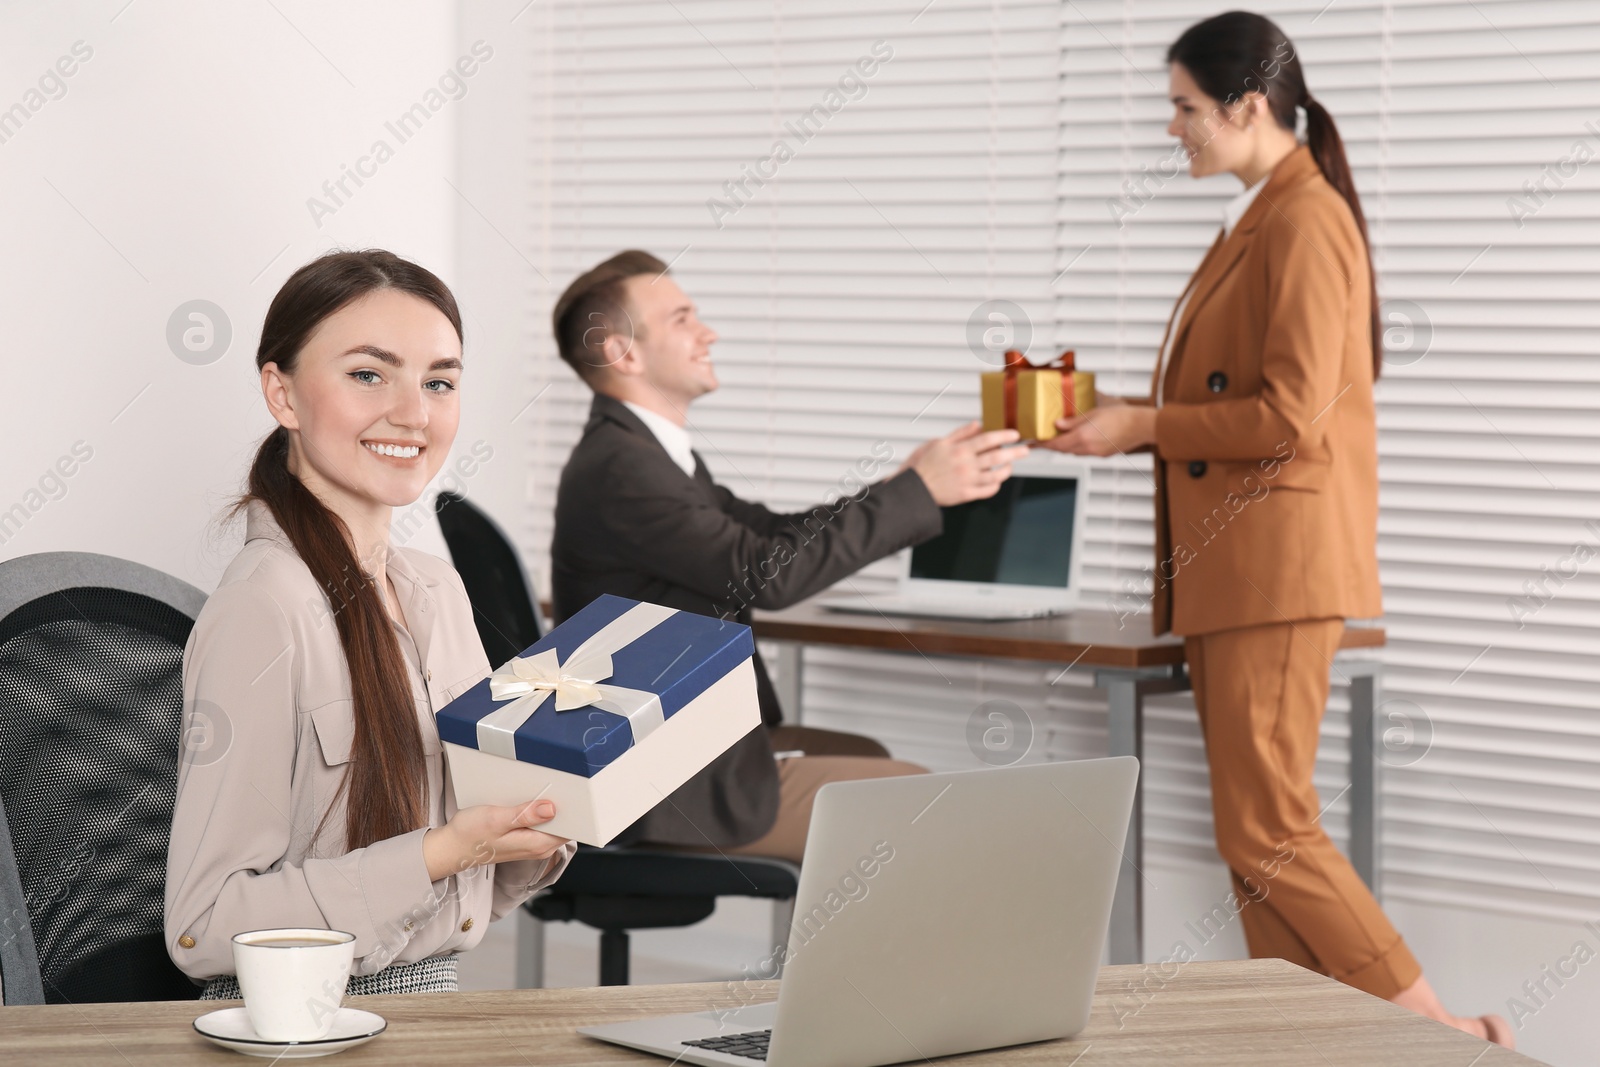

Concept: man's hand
[[909, 422, 1030, 505], [423, 799, 570, 881], [1035, 404, 1157, 457]]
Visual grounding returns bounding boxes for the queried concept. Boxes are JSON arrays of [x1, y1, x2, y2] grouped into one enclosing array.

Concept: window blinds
[[525, 0, 1599, 923], [1056, 0, 1600, 922]]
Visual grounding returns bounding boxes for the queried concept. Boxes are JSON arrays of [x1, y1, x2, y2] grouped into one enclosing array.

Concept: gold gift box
[[980, 351, 1095, 441]]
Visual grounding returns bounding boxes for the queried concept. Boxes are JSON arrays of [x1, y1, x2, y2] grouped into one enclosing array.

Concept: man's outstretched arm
[[612, 423, 1027, 613]]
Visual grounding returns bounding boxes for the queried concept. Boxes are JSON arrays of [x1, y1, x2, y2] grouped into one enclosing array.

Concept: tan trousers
[[696, 726, 925, 864], [1185, 618, 1422, 1000]]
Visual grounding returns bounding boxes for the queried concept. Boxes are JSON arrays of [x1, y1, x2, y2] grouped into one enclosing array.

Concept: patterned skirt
[[200, 953, 459, 1000]]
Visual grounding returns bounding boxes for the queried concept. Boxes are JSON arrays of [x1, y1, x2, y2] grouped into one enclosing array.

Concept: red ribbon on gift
[[1000, 349, 1080, 431]]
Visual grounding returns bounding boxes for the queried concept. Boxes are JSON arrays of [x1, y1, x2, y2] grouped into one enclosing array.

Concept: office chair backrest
[[0, 552, 208, 1003], [0, 795, 42, 1004], [433, 491, 543, 664]]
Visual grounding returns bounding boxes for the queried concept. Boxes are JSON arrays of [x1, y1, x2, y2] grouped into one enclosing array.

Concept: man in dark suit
[[549, 250, 1026, 861]]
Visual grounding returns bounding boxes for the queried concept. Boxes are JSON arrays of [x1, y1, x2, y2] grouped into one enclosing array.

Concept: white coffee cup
[[231, 928, 357, 1042]]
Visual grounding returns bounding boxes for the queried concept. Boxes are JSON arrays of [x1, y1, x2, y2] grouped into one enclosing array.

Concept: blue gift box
[[436, 594, 755, 779]]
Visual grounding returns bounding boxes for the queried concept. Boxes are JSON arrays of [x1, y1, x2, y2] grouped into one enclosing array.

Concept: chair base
[[599, 929, 629, 986], [528, 894, 720, 986], [522, 846, 800, 988]]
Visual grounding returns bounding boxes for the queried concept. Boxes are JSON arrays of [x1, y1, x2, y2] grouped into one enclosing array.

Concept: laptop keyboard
[[682, 1029, 771, 1060]]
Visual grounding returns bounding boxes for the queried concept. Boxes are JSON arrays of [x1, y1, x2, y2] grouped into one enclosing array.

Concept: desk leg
[[1104, 673, 1145, 966], [773, 639, 804, 726], [1095, 666, 1189, 966], [771, 897, 795, 977], [516, 907, 545, 989], [1345, 661, 1384, 900]]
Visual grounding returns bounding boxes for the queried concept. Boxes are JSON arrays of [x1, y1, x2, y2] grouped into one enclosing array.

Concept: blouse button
[[404, 919, 415, 932], [178, 935, 196, 949], [460, 918, 474, 932]]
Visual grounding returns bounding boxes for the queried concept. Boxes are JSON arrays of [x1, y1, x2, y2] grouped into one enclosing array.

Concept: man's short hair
[[551, 250, 667, 379]]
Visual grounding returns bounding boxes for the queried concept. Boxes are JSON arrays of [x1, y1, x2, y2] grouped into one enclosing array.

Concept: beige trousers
[[677, 726, 925, 864]]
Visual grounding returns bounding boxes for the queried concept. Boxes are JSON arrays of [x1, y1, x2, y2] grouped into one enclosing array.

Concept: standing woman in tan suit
[[1044, 12, 1510, 1047], [165, 251, 574, 996]]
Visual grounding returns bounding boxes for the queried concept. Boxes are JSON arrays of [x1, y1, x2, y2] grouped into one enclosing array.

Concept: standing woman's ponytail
[[1169, 12, 1383, 379], [1299, 91, 1381, 376]]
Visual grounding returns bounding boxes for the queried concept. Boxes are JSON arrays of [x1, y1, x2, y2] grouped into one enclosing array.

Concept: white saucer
[[193, 1007, 387, 1058]]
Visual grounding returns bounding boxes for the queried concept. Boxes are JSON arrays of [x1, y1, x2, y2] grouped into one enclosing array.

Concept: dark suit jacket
[[551, 394, 942, 847]]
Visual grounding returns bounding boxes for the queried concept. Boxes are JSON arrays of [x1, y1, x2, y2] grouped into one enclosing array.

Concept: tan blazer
[[164, 499, 575, 983], [1146, 144, 1381, 636]]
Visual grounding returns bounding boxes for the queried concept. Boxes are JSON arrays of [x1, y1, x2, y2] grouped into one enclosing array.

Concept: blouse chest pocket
[[309, 701, 356, 767], [308, 699, 442, 768]]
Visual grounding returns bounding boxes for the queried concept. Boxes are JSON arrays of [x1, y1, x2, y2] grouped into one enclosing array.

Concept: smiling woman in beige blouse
[[164, 250, 575, 998]]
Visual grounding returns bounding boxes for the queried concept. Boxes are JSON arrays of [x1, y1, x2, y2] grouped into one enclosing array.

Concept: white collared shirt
[[1155, 173, 1272, 407], [622, 400, 697, 478], [1222, 173, 1269, 239]]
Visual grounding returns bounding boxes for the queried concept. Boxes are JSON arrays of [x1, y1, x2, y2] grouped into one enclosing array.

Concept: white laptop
[[819, 453, 1088, 621], [579, 756, 1138, 1067]]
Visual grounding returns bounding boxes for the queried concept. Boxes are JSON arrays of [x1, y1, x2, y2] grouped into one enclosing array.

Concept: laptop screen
[[908, 475, 1078, 588]]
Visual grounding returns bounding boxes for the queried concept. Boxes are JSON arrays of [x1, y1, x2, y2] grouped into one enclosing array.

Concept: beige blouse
[[163, 499, 575, 982]]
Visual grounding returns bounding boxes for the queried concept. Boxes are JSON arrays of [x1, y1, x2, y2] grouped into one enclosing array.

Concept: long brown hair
[[231, 250, 463, 850], [1168, 11, 1382, 379]]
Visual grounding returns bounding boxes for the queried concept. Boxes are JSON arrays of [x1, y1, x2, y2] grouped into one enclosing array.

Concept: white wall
[[0, 0, 466, 587], [448, 0, 554, 568]]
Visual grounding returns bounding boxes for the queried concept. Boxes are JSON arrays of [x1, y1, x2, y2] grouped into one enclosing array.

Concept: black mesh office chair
[[0, 797, 42, 1004], [434, 491, 800, 986], [0, 551, 208, 1004]]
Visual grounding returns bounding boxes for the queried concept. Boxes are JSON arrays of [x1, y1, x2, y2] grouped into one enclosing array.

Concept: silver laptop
[[579, 756, 1138, 1067], [820, 453, 1088, 621]]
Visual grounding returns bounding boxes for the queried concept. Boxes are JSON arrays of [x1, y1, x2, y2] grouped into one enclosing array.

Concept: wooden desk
[[0, 960, 1535, 1065], [751, 603, 1387, 966]]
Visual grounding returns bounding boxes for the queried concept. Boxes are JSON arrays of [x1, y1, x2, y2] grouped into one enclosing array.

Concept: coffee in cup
[[231, 928, 357, 1041]]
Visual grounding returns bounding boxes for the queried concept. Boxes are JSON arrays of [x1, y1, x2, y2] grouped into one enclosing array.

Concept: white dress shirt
[[1155, 173, 1271, 406], [622, 400, 697, 477]]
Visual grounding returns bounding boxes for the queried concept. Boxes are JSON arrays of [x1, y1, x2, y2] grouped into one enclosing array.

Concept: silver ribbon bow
[[473, 601, 680, 760]]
